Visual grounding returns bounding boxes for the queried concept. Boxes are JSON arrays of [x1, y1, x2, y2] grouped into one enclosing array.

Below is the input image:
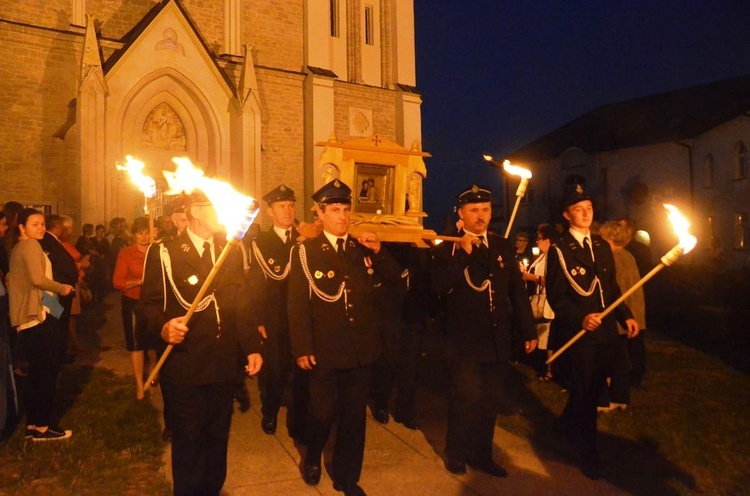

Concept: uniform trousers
[[19, 316, 65, 427], [168, 381, 235, 496], [371, 320, 421, 421], [559, 338, 627, 461], [445, 359, 509, 464], [305, 364, 372, 487], [258, 328, 309, 438]]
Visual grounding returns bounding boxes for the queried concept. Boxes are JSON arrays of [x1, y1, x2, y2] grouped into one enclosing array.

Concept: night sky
[[414, 0, 750, 231]]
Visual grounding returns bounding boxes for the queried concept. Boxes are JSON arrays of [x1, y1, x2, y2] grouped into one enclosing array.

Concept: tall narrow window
[[703, 153, 714, 188], [734, 141, 747, 179], [364, 5, 374, 45], [330, 0, 339, 37]]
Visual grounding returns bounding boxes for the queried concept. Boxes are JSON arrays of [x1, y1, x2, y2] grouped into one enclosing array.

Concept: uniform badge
[[579, 267, 586, 275], [181, 243, 190, 252], [367, 268, 374, 275], [314, 270, 323, 279], [274, 266, 281, 273], [497, 255, 505, 268], [268, 258, 275, 265], [571, 269, 578, 276], [187, 275, 199, 285], [327, 270, 335, 278]]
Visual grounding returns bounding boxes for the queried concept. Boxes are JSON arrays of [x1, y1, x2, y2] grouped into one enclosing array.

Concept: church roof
[[103, 0, 236, 95], [507, 73, 750, 162]]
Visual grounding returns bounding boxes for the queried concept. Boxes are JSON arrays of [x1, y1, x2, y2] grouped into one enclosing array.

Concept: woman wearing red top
[[112, 217, 153, 400]]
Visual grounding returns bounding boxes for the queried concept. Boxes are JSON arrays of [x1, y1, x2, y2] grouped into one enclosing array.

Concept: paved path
[[85, 294, 631, 496]]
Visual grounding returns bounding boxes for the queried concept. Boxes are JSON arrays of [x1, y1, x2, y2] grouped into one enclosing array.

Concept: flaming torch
[[483, 155, 532, 238], [116, 156, 158, 241], [547, 204, 697, 364], [144, 157, 259, 390]]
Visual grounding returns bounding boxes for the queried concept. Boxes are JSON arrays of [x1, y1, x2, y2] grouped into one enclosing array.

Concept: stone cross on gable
[[371, 134, 382, 146]]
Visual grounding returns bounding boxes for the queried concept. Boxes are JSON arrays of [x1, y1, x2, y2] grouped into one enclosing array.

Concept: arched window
[[703, 153, 714, 188], [734, 142, 747, 179]]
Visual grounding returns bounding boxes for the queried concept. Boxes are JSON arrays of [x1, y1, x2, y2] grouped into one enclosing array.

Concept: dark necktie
[[285, 230, 291, 245], [582, 237, 594, 264], [336, 238, 346, 262], [201, 241, 213, 271]]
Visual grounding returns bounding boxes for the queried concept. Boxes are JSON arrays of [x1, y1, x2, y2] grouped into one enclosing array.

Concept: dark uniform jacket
[[138, 230, 260, 385], [247, 227, 297, 333], [432, 231, 536, 362], [287, 232, 401, 369], [546, 231, 633, 349]]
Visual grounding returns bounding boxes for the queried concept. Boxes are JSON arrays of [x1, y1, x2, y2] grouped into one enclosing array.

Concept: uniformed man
[[546, 186, 639, 480], [247, 184, 307, 438], [139, 191, 262, 496], [432, 185, 537, 477], [288, 180, 400, 496]]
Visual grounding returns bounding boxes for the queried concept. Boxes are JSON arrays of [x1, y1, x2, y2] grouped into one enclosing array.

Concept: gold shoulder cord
[[159, 244, 221, 326], [552, 245, 604, 308], [298, 244, 347, 305], [252, 241, 293, 281]]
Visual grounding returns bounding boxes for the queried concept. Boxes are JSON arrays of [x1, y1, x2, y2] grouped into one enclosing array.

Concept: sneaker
[[31, 427, 72, 441]]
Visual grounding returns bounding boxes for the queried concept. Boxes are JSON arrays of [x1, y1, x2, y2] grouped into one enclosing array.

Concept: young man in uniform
[[546, 187, 639, 479]]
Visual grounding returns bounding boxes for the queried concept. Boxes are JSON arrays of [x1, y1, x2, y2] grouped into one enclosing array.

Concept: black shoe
[[333, 481, 367, 496], [467, 458, 508, 478], [443, 457, 467, 475], [31, 427, 72, 442], [261, 416, 277, 435], [302, 459, 321, 486], [161, 428, 173, 442], [393, 414, 419, 430], [372, 408, 389, 424]]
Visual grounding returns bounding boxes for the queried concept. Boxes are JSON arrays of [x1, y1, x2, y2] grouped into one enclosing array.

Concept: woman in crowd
[[89, 224, 110, 303], [112, 217, 154, 401], [597, 221, 646, 411], [521, 223, 556, 380], [7, 208, 74, 441]]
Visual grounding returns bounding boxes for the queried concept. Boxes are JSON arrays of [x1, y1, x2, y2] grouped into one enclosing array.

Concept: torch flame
[[502, 160, 532, 179], [664, 204, 697, 254], [164, 157, 259, 241], [482, 154, 494, 163], [116, 156, 157, 200]]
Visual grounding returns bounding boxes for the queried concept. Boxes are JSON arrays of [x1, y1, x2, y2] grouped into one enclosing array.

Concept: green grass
[[499, 331, 750, 496], [0, 366, 171, 496]]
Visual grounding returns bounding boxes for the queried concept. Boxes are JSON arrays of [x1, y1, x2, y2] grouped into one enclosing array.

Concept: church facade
[[0, 0, 422, 226]]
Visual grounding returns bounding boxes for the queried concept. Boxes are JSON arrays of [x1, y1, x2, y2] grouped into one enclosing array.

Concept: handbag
[[530, 291, 555, 320]]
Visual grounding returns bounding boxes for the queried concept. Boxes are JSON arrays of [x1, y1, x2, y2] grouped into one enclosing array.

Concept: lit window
[[364, 5, 374, 46], [703, 153, 714, 188], [330, 0, 339, 38], [734, 141, 747, 179]]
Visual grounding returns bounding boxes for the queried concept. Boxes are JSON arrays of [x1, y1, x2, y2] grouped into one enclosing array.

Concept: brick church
[[0, 0, 424, 227]]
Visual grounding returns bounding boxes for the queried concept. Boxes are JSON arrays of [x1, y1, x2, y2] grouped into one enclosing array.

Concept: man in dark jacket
[[40, 215, 79, 355], [247, 184, 307, 438], [432, 185, 537, 478], [547, 187, 639, 479], [288, 180, 400, 496], [139, 192, 262, 496]]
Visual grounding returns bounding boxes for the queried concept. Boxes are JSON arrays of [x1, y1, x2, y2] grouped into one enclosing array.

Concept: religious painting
[[354, 163, 393, 214], [142, 102, 187, 151]]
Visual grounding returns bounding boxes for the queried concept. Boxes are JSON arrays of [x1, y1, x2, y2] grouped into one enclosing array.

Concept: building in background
[[0, 0, 422, 227], [505, 74, 750, 267]]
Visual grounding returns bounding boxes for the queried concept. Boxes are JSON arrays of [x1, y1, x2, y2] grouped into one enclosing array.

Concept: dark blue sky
[[414, 0, 750, 230]]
